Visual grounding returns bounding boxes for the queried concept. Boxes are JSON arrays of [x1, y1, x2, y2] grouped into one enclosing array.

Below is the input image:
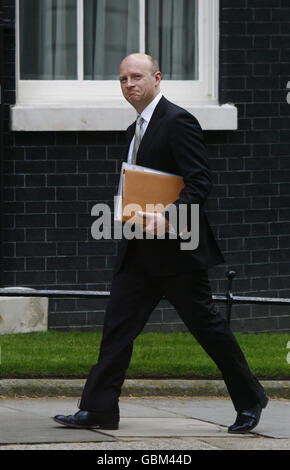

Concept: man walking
[[53, 54, 268, 434]]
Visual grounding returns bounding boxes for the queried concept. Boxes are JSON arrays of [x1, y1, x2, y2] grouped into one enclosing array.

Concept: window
[[20, 0, 78, 80], [13, 0, 237, 131], [19, 0, 198, 81]]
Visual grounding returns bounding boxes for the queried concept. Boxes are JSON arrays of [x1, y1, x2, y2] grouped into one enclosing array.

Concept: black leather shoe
[[228, 395, 269, 434], [53, 410, 119, 430]]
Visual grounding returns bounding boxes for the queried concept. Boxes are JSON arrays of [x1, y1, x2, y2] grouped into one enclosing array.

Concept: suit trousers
[[79, 254, 266, 415]]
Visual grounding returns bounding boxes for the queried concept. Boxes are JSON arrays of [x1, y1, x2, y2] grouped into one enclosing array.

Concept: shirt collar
[[139, 92, 163, 124]]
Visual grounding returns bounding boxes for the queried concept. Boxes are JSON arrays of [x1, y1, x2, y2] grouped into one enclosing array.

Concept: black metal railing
[[0, 270, 289, 325]]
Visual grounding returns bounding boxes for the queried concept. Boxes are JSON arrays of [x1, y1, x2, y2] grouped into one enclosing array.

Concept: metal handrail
[[0, 271, 289, 325]]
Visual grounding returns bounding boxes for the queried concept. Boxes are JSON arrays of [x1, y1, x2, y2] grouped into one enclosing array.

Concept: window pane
[[20, 0, 77, 80], [145, 0, 198, 80], [84, 0, 139, 80]]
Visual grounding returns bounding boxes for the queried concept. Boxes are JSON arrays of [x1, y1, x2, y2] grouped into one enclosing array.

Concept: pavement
[[0, 379, 290, 451]]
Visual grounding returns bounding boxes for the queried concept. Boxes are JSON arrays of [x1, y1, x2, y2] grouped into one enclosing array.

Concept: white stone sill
[[10, 103, 238, 131]]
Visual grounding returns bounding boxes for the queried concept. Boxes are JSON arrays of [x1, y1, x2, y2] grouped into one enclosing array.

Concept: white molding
[[77, 0, 84, 81], [17, 80, 214, 103], [212, 0, 220, 102], [139, 0, 146, 54], [10, 103, 238, 131], [15, 0, 20, 103]]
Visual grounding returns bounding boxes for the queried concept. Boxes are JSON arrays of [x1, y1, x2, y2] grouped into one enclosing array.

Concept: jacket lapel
[[127, 122, 135, 143], [124, 122, 135, 159], [124, 96, 168, 164], [137, 96, 167, 162]]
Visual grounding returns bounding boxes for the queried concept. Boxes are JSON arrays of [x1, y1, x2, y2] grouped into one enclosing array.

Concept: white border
[[77, 0, 84, 81]]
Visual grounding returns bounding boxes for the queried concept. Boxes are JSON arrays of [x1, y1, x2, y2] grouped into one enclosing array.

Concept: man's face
[[119, 55, 161, 113]]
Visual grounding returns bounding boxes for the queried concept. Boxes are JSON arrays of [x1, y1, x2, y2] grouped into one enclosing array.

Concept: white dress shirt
[[126, 92, 176, 235], [127, 92, 163, 164]]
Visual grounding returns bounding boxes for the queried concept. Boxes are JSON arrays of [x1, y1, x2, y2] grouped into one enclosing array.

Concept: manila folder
[[122, 167, 184, 224]]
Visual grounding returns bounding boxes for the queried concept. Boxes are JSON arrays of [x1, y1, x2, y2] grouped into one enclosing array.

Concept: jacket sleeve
[[163, 112, 212, 231]]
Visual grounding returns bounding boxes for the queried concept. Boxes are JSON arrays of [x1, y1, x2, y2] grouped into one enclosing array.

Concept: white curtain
[[20, 0, 198, 81], [84, 0, 139, 80], [20, 0, 77, 79], [145, 0, 198, 80]]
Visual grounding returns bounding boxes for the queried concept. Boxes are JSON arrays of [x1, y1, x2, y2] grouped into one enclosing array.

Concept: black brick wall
[[1, 0, 290, 333]]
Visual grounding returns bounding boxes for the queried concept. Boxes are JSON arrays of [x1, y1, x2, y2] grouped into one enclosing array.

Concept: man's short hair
[[149, 56, 160, 74]]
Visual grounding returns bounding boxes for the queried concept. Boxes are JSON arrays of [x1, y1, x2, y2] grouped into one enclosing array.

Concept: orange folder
[[121, 166, 184, 224]]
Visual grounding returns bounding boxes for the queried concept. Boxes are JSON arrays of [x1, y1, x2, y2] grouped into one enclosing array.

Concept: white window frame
[[11, 0, 238, 131]]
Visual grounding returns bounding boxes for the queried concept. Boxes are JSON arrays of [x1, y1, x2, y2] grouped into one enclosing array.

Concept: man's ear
[[155, 71, 162, 87]]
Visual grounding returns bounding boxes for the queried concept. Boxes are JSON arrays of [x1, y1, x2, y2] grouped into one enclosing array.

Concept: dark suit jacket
[[113, 96, 224, 275]]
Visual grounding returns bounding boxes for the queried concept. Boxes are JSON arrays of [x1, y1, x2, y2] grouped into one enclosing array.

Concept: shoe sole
[[53, 417, 119, 430], [228, 429, 254, 434]]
